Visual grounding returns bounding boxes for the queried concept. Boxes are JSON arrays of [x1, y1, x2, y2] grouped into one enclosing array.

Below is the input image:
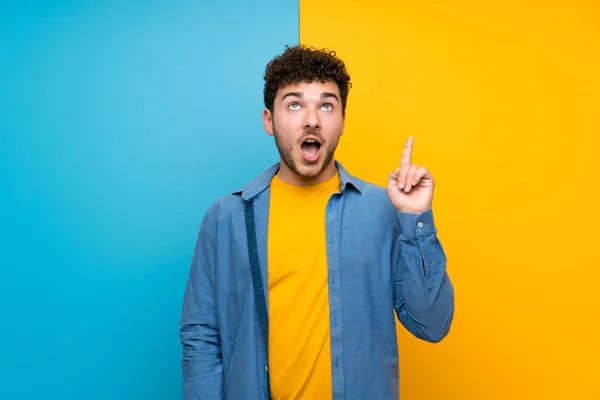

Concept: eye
[[288, 102, 301, 110], [321, 103, 333, 111]]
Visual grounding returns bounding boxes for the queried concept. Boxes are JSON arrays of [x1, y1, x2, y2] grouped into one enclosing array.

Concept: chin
[[298, 161, 329, 177], [298, 167, 322, 178]]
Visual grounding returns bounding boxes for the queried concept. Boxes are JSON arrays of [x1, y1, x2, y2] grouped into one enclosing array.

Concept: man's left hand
[[387, 136, 435, 214]]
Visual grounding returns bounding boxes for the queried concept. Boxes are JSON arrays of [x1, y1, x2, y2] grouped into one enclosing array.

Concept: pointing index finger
[[401, 136, 414, 166]]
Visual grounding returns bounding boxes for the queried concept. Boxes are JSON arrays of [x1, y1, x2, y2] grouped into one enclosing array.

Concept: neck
[[276, 159, 338, 186]]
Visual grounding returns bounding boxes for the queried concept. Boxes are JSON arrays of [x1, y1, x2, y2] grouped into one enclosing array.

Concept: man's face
[[263, 81, 345, 185]]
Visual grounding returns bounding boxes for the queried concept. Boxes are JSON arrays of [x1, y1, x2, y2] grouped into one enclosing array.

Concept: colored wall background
[[300, 0, 600, 399], [0, 1, 296, 399], [2, 0, 599, 399]]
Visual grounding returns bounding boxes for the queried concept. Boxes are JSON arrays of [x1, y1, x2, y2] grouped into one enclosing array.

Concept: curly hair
[[263, 44, 352, 115]]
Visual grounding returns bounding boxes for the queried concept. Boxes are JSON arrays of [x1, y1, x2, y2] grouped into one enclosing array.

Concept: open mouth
[[300, 138, 322, 162]]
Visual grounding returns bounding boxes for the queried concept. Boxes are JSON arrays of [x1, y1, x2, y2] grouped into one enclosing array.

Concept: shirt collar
[[233, 160, 362, 201]]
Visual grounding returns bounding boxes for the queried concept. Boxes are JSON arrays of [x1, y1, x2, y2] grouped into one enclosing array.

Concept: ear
[[341, 114, 346, 135], [263, 108, 274, 136]]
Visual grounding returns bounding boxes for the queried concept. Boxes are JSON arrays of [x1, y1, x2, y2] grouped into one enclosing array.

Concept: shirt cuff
[[397, 207, 437, 240]]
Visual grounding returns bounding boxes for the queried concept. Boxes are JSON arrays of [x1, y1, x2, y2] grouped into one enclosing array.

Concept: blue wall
[[0, 2, 297, 398]]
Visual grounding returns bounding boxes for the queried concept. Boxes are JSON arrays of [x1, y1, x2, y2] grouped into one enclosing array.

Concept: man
[[180, 45, 454, 399]]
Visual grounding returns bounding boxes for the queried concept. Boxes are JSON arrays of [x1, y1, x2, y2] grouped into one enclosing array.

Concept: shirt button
[[417, 222, 424, 228]]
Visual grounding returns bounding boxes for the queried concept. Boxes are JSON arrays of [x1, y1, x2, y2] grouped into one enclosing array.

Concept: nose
[[304, 106, 320, 129]]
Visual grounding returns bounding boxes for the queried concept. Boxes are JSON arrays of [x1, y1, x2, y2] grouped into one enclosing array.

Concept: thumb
[[388, 168, 400, 187]]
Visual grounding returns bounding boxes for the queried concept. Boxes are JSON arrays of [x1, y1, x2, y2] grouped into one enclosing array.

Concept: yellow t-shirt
[[267, 172, 341, 400]]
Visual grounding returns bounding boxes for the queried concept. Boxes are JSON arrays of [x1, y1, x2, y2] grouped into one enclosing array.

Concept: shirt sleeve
[[393, 208, 455, 342], [179, 209, 224, 399]]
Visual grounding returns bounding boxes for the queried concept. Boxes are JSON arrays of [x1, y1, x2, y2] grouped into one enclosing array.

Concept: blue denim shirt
[[180, 161, 454, 399]]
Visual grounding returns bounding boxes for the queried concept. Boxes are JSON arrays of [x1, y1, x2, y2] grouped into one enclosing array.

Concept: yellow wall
[[300, 1, 600, 398]]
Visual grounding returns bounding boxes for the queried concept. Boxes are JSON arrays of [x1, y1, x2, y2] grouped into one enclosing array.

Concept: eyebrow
[[281, 92, 303, 101], [280, 92, 340, 102], [321, 92, 340, 102]]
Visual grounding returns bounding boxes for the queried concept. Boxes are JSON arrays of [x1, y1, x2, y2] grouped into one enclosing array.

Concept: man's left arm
[[386, 136, 455, 342], [393, 208, 454, 342]]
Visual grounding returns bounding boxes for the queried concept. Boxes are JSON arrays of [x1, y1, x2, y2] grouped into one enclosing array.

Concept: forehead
[[277, 80, 341, 99]]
